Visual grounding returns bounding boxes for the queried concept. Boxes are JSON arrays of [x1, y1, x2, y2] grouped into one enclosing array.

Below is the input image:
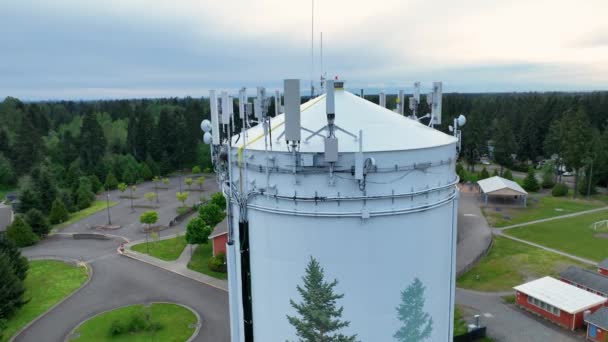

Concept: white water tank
[[227, 87, 459, 341]]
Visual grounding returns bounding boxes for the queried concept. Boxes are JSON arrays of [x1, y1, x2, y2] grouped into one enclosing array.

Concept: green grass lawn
[[482, 194, 605, 227], [453, 306, 468, 336], [131, 235, 187, 261], [72, 303, 197, 342], [55, 200, 118, 229], [187, 243, 227, 280], [505, 210, 608, 262], [1, 260, 89, 342], [457, 236, 591, 292]]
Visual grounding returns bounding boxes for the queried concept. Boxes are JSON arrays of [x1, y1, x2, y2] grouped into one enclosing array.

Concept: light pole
[[130, 185, 135, 212], [106, 189, 112, 226]]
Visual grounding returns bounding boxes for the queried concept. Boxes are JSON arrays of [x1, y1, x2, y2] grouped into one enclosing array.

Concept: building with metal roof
[[560, 266, 608, 298], [599, 259, 608, 276], [209, 218, 228, 257], [585, 307, 608, 341], [514, 276, 607, 330], [477, 175, 528, 207]]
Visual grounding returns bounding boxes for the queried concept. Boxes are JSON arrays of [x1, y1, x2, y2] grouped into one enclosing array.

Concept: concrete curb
[[9, 257, 93, 342], [63, 302, 201, 342]]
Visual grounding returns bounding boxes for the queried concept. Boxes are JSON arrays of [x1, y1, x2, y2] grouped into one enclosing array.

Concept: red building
[[209, 219, 227, 256], [586, 307, 608, 341], [514, 277, 607, 331], [599, 259, 608, 277]]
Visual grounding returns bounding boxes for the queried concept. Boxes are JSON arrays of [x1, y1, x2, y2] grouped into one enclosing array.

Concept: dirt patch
[[594, 233, 608, 239]]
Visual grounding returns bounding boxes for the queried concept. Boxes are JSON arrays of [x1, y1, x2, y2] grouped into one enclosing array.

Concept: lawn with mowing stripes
[[505, 210, 608, 262], [1, 260, 89, 342], [457, 236, 591, 292], [131, 235, 187, 261]]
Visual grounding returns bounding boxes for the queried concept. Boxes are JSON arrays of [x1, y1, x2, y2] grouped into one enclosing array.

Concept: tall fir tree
[[394, 278, 433, 342], [287, 257, 357, 342], [0, 235, 28, 281], [13, 113, 40, 175], [0, 251, 26, 321], [493, 116, 517, 174], [79, 112, 107, 173]]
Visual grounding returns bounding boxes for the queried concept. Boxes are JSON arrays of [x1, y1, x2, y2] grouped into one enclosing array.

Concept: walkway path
[[123, 235, 228, 292], [498, 206, 608, 230], [456, 192, 493, 275]]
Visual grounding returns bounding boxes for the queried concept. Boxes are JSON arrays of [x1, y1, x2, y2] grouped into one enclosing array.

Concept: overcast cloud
[[1, 0, 607, 100]]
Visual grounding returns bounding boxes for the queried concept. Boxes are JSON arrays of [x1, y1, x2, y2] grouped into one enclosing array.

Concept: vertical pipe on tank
[[448, 190, 459, 341]]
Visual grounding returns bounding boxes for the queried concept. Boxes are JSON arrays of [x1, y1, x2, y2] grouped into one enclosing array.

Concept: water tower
[[204, 80, 462, 341]]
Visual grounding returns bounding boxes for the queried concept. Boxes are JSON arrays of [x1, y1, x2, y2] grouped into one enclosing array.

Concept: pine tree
[[479, 167, 490, 180], [79, 112, 107, 172], [105, 171, 119, 190], [6, 216, 39, 247], [522, 168, 540, 192], [394, 278, 433, 342], [25, 209, 51, 237], [502, 169, 514, 180], [493, 116, 517, 174], [13, 113, 40, 175], [287, 257, 357, 342], [49, 198, 70, 224], [0, 235, 28, 281], [31, 165, 57, 214], [76, 177, 95, 210], [0, 251, 26, 321]]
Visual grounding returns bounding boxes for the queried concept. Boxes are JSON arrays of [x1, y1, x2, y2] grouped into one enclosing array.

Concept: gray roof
[[0, 206, 12, 232], [560, 266, 608, 296], [209, 218, 227, 239], [586, 307, 608, 329], [599, 259, 608, 270]]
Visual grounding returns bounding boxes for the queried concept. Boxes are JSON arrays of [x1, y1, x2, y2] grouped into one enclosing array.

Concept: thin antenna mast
[[320, 32, 324, 93], [310, 0, 314, 98]]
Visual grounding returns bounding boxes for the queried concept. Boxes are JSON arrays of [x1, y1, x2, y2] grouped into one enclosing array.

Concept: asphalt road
[[14, 174, 230, 342]]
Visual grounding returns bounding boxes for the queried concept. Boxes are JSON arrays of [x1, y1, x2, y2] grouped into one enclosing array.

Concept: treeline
[[0, 96, 214, 246]]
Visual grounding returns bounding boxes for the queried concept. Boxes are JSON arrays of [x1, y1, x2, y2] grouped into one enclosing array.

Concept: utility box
[[324, 137, 338, 162]]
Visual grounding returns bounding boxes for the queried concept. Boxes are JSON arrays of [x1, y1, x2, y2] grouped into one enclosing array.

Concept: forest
[[0, 90, 607, 238]]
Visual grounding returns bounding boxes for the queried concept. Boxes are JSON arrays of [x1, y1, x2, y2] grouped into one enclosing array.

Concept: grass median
[[187, 243, 227, 280], [131, 235, 187, 261], [482, 195, 605, 228], [1, 260, 89, 342], [72, 303, 197, 342], [55, 200, 118, 229], [457, 236, 591, 292], [505, 210, 608, 262]]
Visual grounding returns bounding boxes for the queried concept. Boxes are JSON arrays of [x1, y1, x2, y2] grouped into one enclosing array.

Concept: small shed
[[599, 259, 608, 277], [560, 266, 608, 298], [585, 307, 608, 341], [514, 276, 607, 330], [477, 176, 528, 207], [209, 218, 227, 257]]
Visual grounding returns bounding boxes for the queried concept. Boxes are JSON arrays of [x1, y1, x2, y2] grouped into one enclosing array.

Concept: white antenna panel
[[209, 90, 220, 145], [426, 92, 433, 106], [398, 90, 404, 114], [432, 81, 442, 125], [284, 79, 301, 142], [379, 92, 386, 108], [255, 87, 265, 120], [254, 99, 262, 120], [275, 90, 280, 117], [413, 82, 421, 102], [221, 91, 230, 124], [326, 80, 335, 115], [238, 89, 245, 119]]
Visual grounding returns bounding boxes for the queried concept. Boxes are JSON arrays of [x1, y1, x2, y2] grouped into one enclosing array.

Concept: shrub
[[49, 198, 69, 224], [552, 183, 569, 197], [541, 171, 555, 189], [6, 216, 39, 247], [25, 209, 51, 237], [210, 192, 226, 210], [208, 252, 227, 273], [109, 320, 124, 336], [455, 163, 465, 182], [192, 166, 201, 174], [203, 167, 211, 173], [478, 167, 490, 180], [128, 313, 147, 332], [523, 168, 540, 192]]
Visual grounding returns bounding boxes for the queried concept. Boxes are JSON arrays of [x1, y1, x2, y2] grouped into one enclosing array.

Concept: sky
[[1, 0, 607, 100]]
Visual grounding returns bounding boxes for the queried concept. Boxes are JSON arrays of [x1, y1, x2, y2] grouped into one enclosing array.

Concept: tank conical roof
[[235, 89, 457, 153]]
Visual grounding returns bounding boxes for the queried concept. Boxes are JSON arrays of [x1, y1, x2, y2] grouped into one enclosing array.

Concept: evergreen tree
[[493, 116, 517, 174], [138, 162, 153, 181], [76, 177, 95, 210], [13, 113, 41, 175], [522, 168, 540, 192], [0, 234, 28, 281], [88, 175, 103, 194], [479, 167, 490, 180], [105, 171, 119, 190], [18, 180, 40, 214], [6, 216, 39, 247], [0, 251, 26, 321], [31, 165, 57, 214], [25, 209, 51, 237], [492, 168, 499, 177], [502, 169, 514, 180], [287, 256, 357, 342], [79, 112, 107, 172], [49, 198, 70, 224], [134, 108, 155, 160], [561, 110, 592, 198], [394, 278, 433, 342], [0, 153, 15, 185]]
